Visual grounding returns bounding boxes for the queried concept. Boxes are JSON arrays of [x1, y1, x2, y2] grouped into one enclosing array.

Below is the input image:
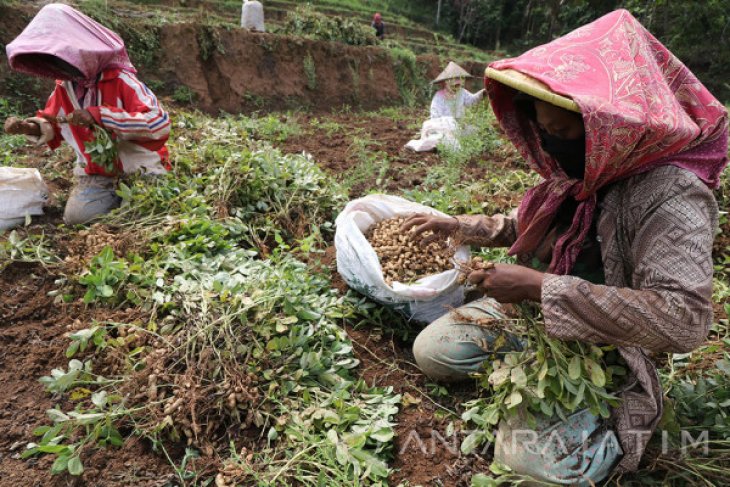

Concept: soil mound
[[0, 4, 487, 114]]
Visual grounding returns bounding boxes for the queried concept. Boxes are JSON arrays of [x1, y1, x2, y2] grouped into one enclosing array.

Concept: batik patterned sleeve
[[542, 173, 717, 353], [454, 208, 518, 247], [87, 71, 170, 142]]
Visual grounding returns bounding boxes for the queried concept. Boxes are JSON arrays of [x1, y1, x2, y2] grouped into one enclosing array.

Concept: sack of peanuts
[[0, 167, 48, 230], [335, 194, 469, 323]]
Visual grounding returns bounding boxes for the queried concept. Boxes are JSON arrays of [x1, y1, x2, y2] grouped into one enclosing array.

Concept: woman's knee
[[413, 319, 491, 383], [63, 178, 120, 225], [413, 321, 462, 383]]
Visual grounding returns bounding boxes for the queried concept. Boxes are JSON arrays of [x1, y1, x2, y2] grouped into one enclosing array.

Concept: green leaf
[[369, 427, 394, 443], [461, 430, 485, 454], [569, 382, 585, 410], [585, 358, 606, 387], [32, 426, 51, 436], [510, 366, 527, 388], [38, 444, 71, 454], [489, 462, 513, 475], [51, 454, 70, 475], [65, 341, 80, 359], [349, 447, 389, 479], [296, 309, 321, 321], [568, 356, 582, 380], [539, 400, 554, 416], [335, 441, 349, 466], [67, 456, 84, 476], [471, 473, 498, 487], [99, 285, 114, 298], [506, 390, 522, 409]]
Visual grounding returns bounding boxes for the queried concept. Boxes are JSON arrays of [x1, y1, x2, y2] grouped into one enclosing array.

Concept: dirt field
[[0, 109, 518, 486]]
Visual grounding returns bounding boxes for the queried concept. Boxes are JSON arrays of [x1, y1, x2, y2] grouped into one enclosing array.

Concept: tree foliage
[[435, 0, 730, 101]]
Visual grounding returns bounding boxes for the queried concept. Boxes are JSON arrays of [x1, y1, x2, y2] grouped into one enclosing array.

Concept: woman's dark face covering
[[14, 53, 84, 80], [533, 100, 586, 179], [539, 131, 586, 179], [514, 94, 587, 179]]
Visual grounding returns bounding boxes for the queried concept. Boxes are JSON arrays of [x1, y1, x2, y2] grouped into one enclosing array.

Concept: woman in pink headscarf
[[3, 4, 171, 225], [404, 9, 727, 485]]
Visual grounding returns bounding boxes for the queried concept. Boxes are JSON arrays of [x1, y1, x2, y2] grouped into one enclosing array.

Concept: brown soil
[[283, 112, 439, 196], [0, 261, 175, 487], [281, 111, 522, 198], [345, 325, 490, 486]]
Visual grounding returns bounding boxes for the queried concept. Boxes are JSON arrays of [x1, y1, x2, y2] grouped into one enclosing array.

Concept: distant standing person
[[241, 0, 266, 32], [372, 13, 385, 40], [430, 61, 485, 119]]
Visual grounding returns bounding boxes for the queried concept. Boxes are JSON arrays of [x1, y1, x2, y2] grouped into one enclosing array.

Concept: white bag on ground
[[241, 0, 266, 32], [335, 194, 469, 323], [0, 167, 48, 230], [405, 116, 460, 152]]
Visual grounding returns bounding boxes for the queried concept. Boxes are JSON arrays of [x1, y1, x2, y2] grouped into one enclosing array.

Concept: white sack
[[335, 194, 469, 322], [0, 167, 48, 230], [405, 116, 460, 152], [241, 0, 266, 32]]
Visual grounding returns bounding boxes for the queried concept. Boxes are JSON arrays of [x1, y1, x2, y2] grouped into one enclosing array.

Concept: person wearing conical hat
[[403, 9, 727, 485], [429, 61, 484, 119]]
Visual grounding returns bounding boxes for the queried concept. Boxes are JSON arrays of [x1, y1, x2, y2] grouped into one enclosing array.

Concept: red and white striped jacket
[[38, 68, 171, 177]]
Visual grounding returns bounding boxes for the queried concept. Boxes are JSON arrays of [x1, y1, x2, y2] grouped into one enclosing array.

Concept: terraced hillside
[[0, 0, 500, 115]]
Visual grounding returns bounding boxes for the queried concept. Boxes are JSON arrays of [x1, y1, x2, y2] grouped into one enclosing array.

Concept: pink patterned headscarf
[[487, 9, 728, 275], [6, 3, 136, 81]]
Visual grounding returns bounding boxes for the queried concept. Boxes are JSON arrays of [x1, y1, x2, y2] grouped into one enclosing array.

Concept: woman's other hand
[[401, 213, 459, 244], [67, 109, 95, 127], [467, 263, 544, 303]]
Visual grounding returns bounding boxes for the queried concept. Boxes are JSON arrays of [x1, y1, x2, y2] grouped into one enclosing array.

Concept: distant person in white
[[241, 0, 265, 32], [405, 62, 485, 152], [430, 61, 485, 119]]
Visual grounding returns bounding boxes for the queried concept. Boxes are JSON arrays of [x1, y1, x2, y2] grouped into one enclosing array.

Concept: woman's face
[[534, 100, 584, 140], [445, 78, 463, 94]]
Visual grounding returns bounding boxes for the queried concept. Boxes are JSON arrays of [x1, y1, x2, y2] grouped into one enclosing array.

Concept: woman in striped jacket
[[4, 3, 171, 225]]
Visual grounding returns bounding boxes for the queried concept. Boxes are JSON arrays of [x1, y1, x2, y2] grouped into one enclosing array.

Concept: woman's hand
[[401, 213, 459, 244], [467, 263, 544, 303], [66, 109, 95, 127]]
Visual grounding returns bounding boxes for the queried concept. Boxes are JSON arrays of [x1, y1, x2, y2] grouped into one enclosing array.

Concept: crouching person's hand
[[401, 213, 459, 244], [468, 263, 544, 303]]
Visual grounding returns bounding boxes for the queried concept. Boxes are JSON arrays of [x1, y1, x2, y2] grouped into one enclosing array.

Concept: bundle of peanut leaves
[[84, 126, 118, 174], [460, 303, 627, 453]]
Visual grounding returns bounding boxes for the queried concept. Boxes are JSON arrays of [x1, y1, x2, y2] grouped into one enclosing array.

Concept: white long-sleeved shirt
[[430, 88, 485, 119]]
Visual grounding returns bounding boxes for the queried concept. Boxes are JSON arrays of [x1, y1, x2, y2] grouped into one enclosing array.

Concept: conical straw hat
[[432, 61, 472, 84], [485, 67, 580, 113]]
